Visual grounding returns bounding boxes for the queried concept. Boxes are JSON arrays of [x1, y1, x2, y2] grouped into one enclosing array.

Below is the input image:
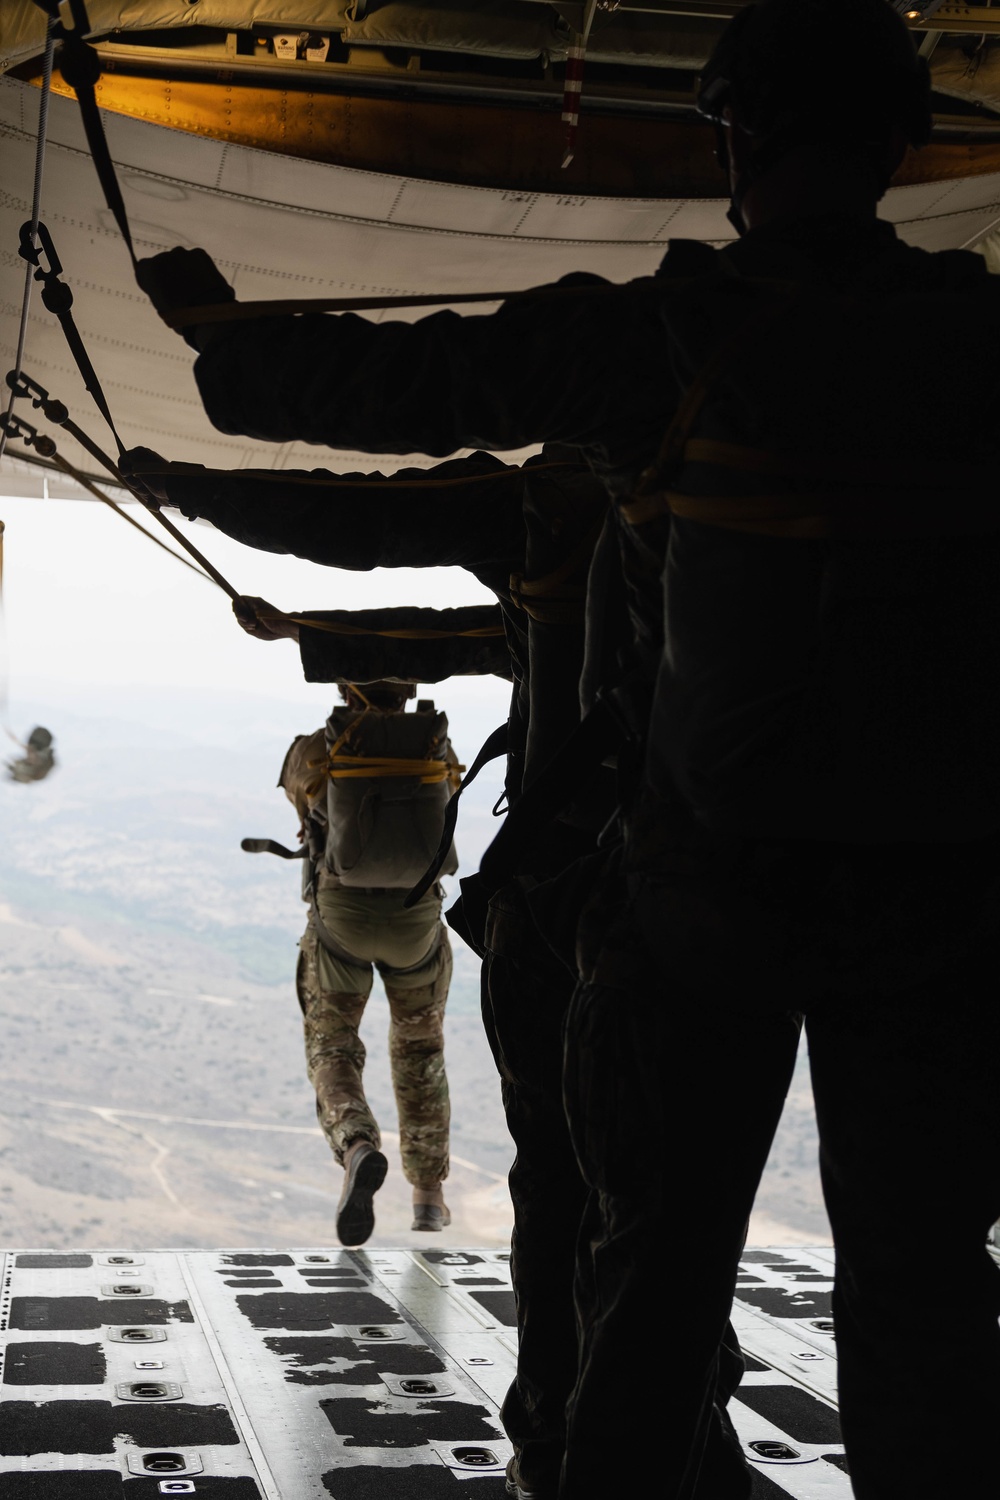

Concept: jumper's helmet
[[698, 0, 931, 191]]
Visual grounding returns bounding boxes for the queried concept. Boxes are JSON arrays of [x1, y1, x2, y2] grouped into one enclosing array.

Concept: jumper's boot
[[411, 1183, 451, 1232], [506, 1453, 558, 1500], [336, 1139, 387, 1246]]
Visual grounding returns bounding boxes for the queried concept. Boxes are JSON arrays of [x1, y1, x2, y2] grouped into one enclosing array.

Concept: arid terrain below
[[0, 684, 829, 1253]]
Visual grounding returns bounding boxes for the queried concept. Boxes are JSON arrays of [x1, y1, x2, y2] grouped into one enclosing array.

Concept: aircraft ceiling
[[3, 1, 1000, 495]]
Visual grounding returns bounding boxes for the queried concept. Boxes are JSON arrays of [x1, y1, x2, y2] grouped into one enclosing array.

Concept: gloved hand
[[135, 247, 235, 346], [118, 445, 171, 506], [233, 595, 301, 642]]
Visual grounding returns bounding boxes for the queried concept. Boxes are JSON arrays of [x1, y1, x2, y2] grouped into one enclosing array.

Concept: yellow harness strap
[[263, 612, 505, 640], [319, 692, 464, 790], [621, 439, 1000, 539], [683, 439, 1000, 493], [326, 755, 465, 787], [508, 516, 607, 625]]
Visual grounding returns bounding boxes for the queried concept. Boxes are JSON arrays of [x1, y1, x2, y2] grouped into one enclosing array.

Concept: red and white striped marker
[[561, 41, 587, 168]]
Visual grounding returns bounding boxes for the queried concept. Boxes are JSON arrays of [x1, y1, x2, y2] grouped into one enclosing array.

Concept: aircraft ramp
[[0, 1244, 848, 1497]]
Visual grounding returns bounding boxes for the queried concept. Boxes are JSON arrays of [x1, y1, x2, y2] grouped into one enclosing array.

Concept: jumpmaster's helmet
[[697, 0, 932, 215]]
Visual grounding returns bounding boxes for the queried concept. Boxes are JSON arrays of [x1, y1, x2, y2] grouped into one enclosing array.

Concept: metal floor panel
[[0, 1245, 846, 1497]]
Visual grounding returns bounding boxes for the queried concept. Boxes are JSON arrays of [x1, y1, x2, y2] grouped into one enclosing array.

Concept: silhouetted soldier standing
[[138, 6, 1000, 1489]]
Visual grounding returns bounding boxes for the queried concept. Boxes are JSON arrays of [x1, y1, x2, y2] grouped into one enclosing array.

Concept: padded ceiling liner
[[1, 76, 999, 491]]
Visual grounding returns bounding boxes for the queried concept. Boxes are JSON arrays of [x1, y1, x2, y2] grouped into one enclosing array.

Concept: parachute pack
[[323, 702, 460, 889], [275, 702, 460, 892]]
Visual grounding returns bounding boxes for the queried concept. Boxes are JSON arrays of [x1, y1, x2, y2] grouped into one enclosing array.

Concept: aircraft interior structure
[[2, 2, 1000, 1495]]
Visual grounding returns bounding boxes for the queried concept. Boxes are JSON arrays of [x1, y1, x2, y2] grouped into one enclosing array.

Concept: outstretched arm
[[142, 450, 526, 588], [138, 248, 674, 494], [232, 599, 510, 684]]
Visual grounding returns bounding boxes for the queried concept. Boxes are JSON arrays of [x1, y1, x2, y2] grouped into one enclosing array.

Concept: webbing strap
[[57, 2, 136, 266], [266, 612, 506, 641], [477, 699, 622, 897], [162, 273, 801, 330], [682, 438, 1000, 492], [0, 18, 54, 468], [404, 723, 508, 909], [625, 288, 804, 529], [45, 449, 217, 577], [17, 220, 126, 458], [508, 514, 606, 623], [326, 755, 465, 786], [661, 488, 1000, 539], [624, 437, 1000, 537], [163, 281, 635, 330], [2, 381, 241, 596]]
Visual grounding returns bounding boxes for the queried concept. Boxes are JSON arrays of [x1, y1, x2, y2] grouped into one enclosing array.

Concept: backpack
[[323, 702, 460, 888]]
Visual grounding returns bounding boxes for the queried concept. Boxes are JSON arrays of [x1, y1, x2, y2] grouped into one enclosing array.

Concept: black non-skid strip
[[764, 1265, 831, 1275], [0, 1400, 239, 1456], [454, 1277, 504, 1287], [13, 1254, 93, 1270], [296, 1271, 361, 1280], [265, 1335, 446, 1386], [749, 1472, 800, 1498], [297, 1274, 363, 1283], [220, 1255, 294, 1268], [122, 1480, 262, 1497], [0, 1476, 120, 1500], [735, 1287, 833, 1319], [468, 1291, 517, 1327], [8, 1297, 193, 1330], [3, 1340, 107, 1385], [736, 1384, 843, 1445], [823, 1453, 850, 1474], [236, 1291, 400, 1331], [322, 1466, 508, 1498], [214, 1269, 279, 1279], [321, 1397, 503, 1447], [0, 1478, 262, 1500]]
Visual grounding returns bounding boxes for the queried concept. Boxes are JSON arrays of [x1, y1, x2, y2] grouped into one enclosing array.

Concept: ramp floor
[[0, 1245, 848, 1497]]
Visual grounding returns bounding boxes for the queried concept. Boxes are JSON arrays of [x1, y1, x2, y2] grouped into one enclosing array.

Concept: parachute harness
[[318, 691, 465, 789]]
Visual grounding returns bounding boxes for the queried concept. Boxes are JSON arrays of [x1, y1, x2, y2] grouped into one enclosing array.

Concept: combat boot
[[411, 1183, 451, 1232], [505, 1453, 558, 1500], [336, 1140, 387, 1245]]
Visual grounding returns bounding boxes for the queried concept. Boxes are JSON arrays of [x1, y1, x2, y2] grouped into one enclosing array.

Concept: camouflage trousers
[[296, 897, 451, 1189]]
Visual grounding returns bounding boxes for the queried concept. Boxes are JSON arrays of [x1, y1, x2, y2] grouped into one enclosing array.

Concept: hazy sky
[[0, 490, 509, 735]]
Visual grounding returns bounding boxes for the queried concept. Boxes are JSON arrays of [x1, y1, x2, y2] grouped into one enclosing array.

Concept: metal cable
[[0, 20, 56, 465]]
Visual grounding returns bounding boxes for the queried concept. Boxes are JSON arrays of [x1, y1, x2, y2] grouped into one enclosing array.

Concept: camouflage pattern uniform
[[296, 874, 451, 1189]]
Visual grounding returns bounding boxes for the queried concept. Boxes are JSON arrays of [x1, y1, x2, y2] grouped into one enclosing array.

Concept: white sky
[[0, 490, 508, 730]]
